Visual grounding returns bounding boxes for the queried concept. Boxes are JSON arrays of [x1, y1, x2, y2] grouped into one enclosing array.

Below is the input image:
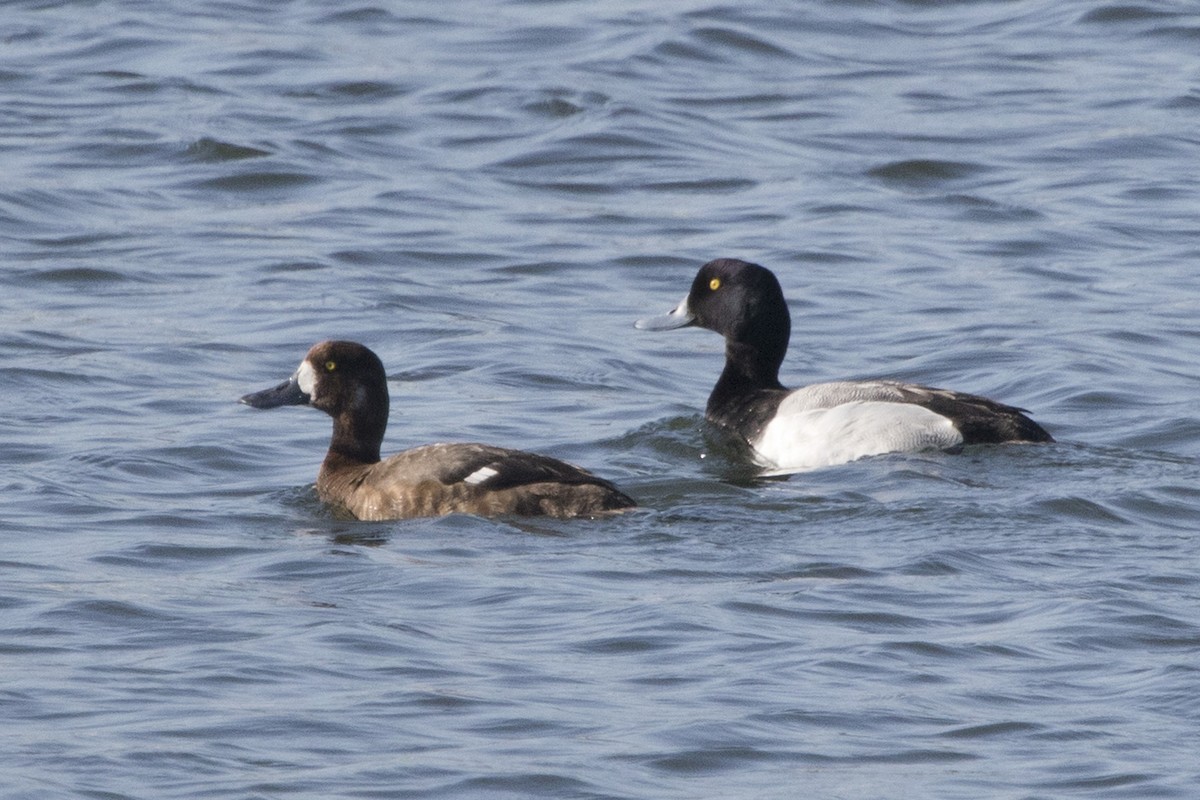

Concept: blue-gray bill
[[240, 376, 309, 408], [634, 297, 695, 331]]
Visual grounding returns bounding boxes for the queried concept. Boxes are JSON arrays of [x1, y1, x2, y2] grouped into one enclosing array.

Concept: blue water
[[3, 1, 1200, 797]]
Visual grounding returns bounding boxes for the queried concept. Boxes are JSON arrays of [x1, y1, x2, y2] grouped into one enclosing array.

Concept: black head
[[241, 340, 389, 464], [685, 259, 790, 346], [637, 258, 792, 374]]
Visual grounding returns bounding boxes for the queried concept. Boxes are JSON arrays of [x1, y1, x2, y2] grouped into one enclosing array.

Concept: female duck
[[241, 340, 635, 520], [637, 258, 1052, 473]]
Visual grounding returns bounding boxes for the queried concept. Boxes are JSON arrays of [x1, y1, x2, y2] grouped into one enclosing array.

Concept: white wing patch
[[752, 397, 964, 475], [463, 466, 499, 486]]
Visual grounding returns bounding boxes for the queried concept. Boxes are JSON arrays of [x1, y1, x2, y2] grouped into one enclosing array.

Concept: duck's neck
[[706, 340, 787, 432], [325, 410, 384, 467]]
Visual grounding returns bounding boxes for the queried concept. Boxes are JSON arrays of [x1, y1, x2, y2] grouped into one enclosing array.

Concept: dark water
[[4, 1, 1200, 797]]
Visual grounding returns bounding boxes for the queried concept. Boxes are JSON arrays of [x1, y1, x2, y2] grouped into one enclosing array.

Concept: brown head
[[240, 340, 389, 464]]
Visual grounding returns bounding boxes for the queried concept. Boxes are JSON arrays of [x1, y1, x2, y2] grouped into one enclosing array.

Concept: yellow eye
[[324, 360, 337, 372], [709, 277, 721, 291]]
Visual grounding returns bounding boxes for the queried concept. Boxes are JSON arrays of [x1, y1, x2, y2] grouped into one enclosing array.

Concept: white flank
[[753, 398, 963, 474]]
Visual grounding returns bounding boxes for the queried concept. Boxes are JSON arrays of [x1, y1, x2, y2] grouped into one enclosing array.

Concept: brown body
[[317, 443, 635, 521], [242, 341, 635, 521]]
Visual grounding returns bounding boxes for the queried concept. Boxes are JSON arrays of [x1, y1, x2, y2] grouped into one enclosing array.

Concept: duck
[[636, 258, 1053, 473], [240, 340, 636, 520]]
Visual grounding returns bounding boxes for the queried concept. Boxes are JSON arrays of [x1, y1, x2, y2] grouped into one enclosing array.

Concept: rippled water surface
[[4, 1, 1200, 797]]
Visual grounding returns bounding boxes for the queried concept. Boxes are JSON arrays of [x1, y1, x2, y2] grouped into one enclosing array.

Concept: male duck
[[240, 340, 636, 520], [637, 258, 1052, 473]]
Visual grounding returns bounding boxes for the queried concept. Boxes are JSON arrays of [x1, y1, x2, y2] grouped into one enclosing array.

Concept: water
[[3, 0, 1200, 797]]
